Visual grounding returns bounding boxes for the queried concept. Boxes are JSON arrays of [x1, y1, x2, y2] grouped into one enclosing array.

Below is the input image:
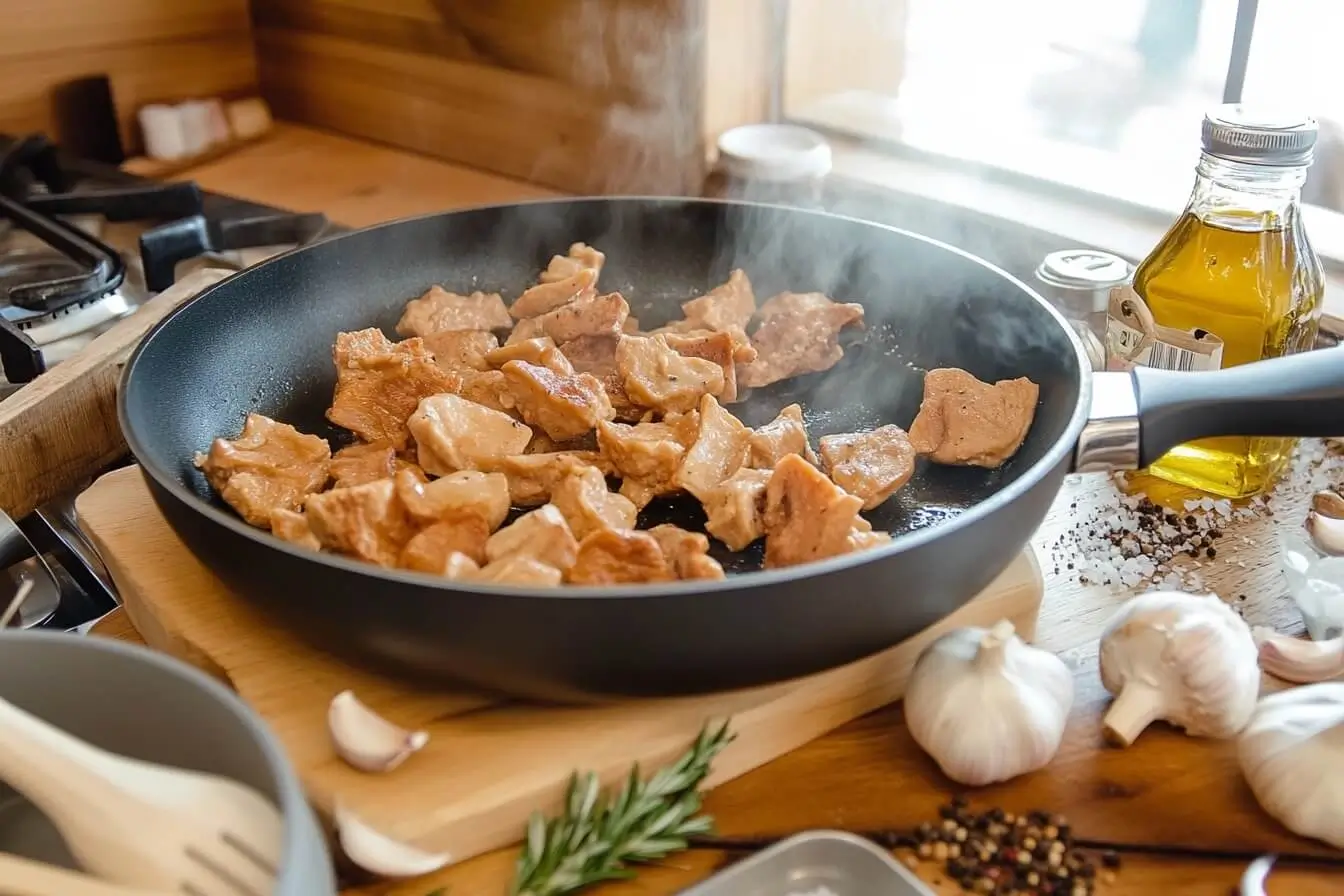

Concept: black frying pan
[[119, 198, 1344, 701]]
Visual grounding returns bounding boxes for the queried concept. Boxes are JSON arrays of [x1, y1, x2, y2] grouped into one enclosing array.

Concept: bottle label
[[1104, 285, 1224, 373]]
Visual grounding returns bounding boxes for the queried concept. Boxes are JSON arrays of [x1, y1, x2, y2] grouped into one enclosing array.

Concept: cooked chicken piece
[[617, 334, 725, 414], [394, 469, 510, 531], [485, 504, 579, 572], [475, 555, 565, 586], [479, 451, 613, 506], [762, 454, 884, 569], [674, 394, 751, 502], [485, 337, 575, 375], [268, 508, 321, 551], [305, 478, 418, 567], [454, 369, 519, 416], [510, 267, 597, 320], [559, 334, 646, 421], [396, 285, 511, 336], [646, 524, 725, 581], [568, 529, 673, 585], [327, 328, 461, 447], [507, 291, 629, 345], [661, 330, 750, 403], [623, 316, 641, 334], [749, 404, 818, 469], [539, 242, 605, 284], [701, 467, 771, 551], [329, 441, 412, 489], [908, 368, 1039, 468], [850, 529, 894, 551], [422, 329, 498, 372], [194, 413, 331, 528], [407, 393, 533, 476], [682, 270, 756, 333], [551, 464, 638, 539], [399, 514, 491, 569], [819, 425, 917, 510], [500, 360, 615, 441], [596, 411, 699, 508], [404, 550, 479, 579], [738, 292, 865, 389]]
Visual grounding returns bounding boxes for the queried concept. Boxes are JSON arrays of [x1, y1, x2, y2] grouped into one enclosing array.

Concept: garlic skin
[[1238, 682, 1344, 849], [1098, 592, 1259, 746], [1253, 627, 1344, 683], [904, 620, 1073, 787], [334, 803, 453, 878], [1306, 511, 1344, 557], [1311, 490, 1344, 520], [328, 690, 429, 774]]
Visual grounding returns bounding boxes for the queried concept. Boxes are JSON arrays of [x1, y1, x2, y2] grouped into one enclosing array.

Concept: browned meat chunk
[[485, 337, 575, 375], [646, 524, 726, 581], [399, 516, 492, 570], [908, 368, 1039, 468], [408, 551, 479, 579], [475, 555, 564, 586], [701, 467, 771, 551], [407, 393, 533, 476], [762, 454, 885, 569], [617, 334, 725, 415], [559, 334, 645, 421], [327, 328, 460, 447], [674, 394, 751, 501], [596, 411, 699, 508], [510, 267, 597, 320], [540, 242, 605, 284], [748, 404, 817, 468], [195, 413, 331, 528], [305, 478, 418, 567], [394, 469, 510, 531], [396, 286, 510, 336], [568, 530, 673, 585], [422, 329, 498, 372], [480, 451, 613, 506], [739, 292, 865, 389], [485, 504, 579, 572], [661, 330, 750, 403], [454, 369, 519, 416], [681, 269, 756, 334], [507, 291, 629, 345], [819, 425, 917, 510], [268, 509, 321, 551], [329, 441, 412, 489], [551, 464, 638, 539], [501, 360, 615, 441]]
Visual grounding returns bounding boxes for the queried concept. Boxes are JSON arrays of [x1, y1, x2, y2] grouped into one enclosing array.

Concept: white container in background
[[138, 104, 188, 161]]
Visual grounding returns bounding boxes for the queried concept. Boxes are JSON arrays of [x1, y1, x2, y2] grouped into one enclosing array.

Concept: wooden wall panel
[[0, 1, 257, 153], [250, 0, 707, 196]]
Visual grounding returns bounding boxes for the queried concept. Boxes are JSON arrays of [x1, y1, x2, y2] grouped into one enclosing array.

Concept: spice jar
[[1034, 249, 1132, 371], [703, 124, 832, 208], [1112, 105, 1325, 499]]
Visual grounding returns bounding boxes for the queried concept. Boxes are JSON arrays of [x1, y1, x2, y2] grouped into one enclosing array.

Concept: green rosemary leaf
[[510, 721, 735, 896]]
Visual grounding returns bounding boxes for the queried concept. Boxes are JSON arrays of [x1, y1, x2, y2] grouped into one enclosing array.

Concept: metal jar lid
[[1201, 105, 1318, 166], [1035, 249, 1133, 292]]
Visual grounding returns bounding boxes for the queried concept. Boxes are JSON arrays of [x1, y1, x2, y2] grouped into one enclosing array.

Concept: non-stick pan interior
[[124, 198, 1083, 573]]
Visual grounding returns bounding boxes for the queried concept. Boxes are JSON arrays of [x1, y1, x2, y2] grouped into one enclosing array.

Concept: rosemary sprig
[[510, 721, 735, 896]]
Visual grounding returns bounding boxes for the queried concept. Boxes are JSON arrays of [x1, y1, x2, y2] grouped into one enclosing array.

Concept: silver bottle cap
[[1035, 250, 1132, 292], [1201, 105, 1318, 166]]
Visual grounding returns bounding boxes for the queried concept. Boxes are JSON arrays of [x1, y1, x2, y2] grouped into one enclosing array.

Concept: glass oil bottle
[[1114, 106, 1325, 499]]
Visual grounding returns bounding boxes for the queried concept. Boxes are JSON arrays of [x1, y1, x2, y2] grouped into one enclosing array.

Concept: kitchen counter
[[109, 128, 1342, 896]]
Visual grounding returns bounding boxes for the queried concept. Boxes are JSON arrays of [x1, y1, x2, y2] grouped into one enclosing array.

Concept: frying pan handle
[[1075, 347, 1344, 471]]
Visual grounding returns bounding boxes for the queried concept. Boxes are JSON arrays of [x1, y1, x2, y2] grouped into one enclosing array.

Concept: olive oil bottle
[[1118, 107, 1325, 499]]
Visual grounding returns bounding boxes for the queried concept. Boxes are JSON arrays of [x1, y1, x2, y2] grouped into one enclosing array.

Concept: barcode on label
[[1147, 341, 1199, 371]]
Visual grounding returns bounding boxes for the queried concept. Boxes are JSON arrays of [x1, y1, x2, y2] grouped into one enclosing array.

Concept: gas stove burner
[[0, 254, 89, 321]]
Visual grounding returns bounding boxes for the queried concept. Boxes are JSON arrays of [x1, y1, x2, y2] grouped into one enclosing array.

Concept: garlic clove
[[1312, 490, 1344, 520], [334, 803, 452, 878], [1306, 511, 1344, 557], [328, 690, 428, 773], [1239, 855, 1275, 896], [1253, 627, 1344, 683]]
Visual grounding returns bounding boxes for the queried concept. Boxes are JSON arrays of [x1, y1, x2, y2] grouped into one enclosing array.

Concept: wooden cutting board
[[74, 465, 1043, 868]]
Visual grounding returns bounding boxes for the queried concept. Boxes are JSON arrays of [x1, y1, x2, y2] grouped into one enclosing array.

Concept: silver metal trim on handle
[[1074, 370, 1141, 472]]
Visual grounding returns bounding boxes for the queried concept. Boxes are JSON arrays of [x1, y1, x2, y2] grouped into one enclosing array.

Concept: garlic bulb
[[1253, 627, 1344, 683], [904, 620, 1073, 786], [1238, 682, 1344, 849], [1098, 592, 1259, 746], [328, 690, 429, 773]]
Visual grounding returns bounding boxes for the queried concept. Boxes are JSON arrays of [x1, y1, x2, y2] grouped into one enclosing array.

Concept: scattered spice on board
[[903, 799, 1116, 896]]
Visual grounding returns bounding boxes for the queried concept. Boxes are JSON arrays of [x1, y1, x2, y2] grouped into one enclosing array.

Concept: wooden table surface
[[122, 128, 1344, 895]]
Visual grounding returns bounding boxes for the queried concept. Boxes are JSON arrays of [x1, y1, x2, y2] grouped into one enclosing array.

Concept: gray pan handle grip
[[1134, 345, 1344, 467]]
